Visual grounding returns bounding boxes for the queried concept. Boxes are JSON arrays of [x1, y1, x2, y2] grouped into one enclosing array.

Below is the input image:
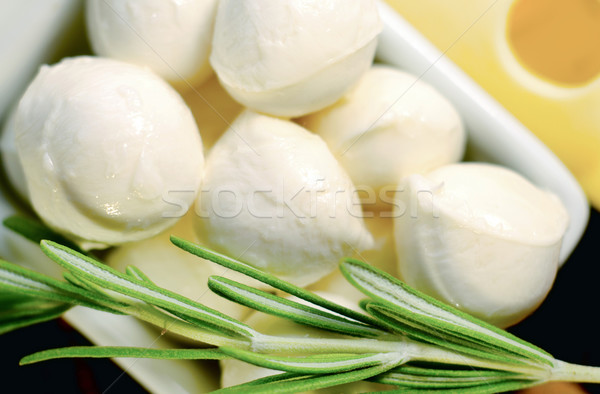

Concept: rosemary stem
[[251, 334, 549, 377], [405, 340, 549, 377], [252, 334, 408, 355], [551, 360, 600, 383]]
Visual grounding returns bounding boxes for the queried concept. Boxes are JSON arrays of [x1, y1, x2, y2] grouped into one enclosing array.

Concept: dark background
[[1, 208, 599, 393], [509, 206, 600, 394]]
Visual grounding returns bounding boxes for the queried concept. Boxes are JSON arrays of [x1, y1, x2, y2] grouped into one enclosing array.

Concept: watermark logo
[[161, 178, 441, 220]]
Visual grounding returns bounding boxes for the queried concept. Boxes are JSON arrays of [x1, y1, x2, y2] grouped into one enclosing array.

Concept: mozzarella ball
[[193, 110, 373, 287], [210, 0, 382, 117], [1, 107, 28, 201], [85, 0, 218, 87], [298, 65, 465, 209], [106, 212, 253, 323], [394, 163, 569, 328], [14, 56, 204, 248]]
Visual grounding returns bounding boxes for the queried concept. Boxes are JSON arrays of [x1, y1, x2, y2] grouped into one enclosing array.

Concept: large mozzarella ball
[[193, 110, 373, 287], [298, 65, 465, 209], [14, 56, 204, 248], [85, 0, 218, 87], [394, 163, 569, 328], [210, 0, 382, 117]]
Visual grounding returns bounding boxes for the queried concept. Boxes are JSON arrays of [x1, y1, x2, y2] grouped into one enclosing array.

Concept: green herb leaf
[[125, 265, 156, 285], [2, 215, 85, 255], [20, 346, 228, 365], [208, 276, 383, 338], [371, 363, 525, 389], [376, 379, 537, 393], [0, 303, 70, 335], [363, 301, 529, 366], [386, 363, 520, 379], [0, 258, 123, 314], [216, 372, 305, 390], [1, 297, 64, 320], [219, 346, 400, 374]]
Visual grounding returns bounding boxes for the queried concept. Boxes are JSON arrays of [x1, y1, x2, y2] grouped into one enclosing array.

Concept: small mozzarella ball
[[181, 74, 243, 152], [14, 56, 204, 247], [298, 65, 465, 208], [210, 0, 382, 117], [394, 163, 569, 328], [85, 0, 218, 87], [1, 107, 28, 201], [106, 212, 253, 323], [194, 110, 373, 287], [221, 291, 392, 392]]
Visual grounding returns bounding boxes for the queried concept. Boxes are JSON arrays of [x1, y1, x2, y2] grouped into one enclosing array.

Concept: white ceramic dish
[[374, 1, 589, 265], [0, 1, 590, 393]]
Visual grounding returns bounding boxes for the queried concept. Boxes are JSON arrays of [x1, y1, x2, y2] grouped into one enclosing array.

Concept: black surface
[[0, 318, 147, 393], [1, 210, 599, 393], [509, 206, 600, 394]]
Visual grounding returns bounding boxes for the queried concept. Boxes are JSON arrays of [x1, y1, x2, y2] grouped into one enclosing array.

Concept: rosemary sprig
[[1, 215, 600, 393]]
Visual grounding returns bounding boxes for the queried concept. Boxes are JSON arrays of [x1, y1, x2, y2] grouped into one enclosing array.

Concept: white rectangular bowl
[[0, 1, 590, 393], [374, 2, 589, 266]]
